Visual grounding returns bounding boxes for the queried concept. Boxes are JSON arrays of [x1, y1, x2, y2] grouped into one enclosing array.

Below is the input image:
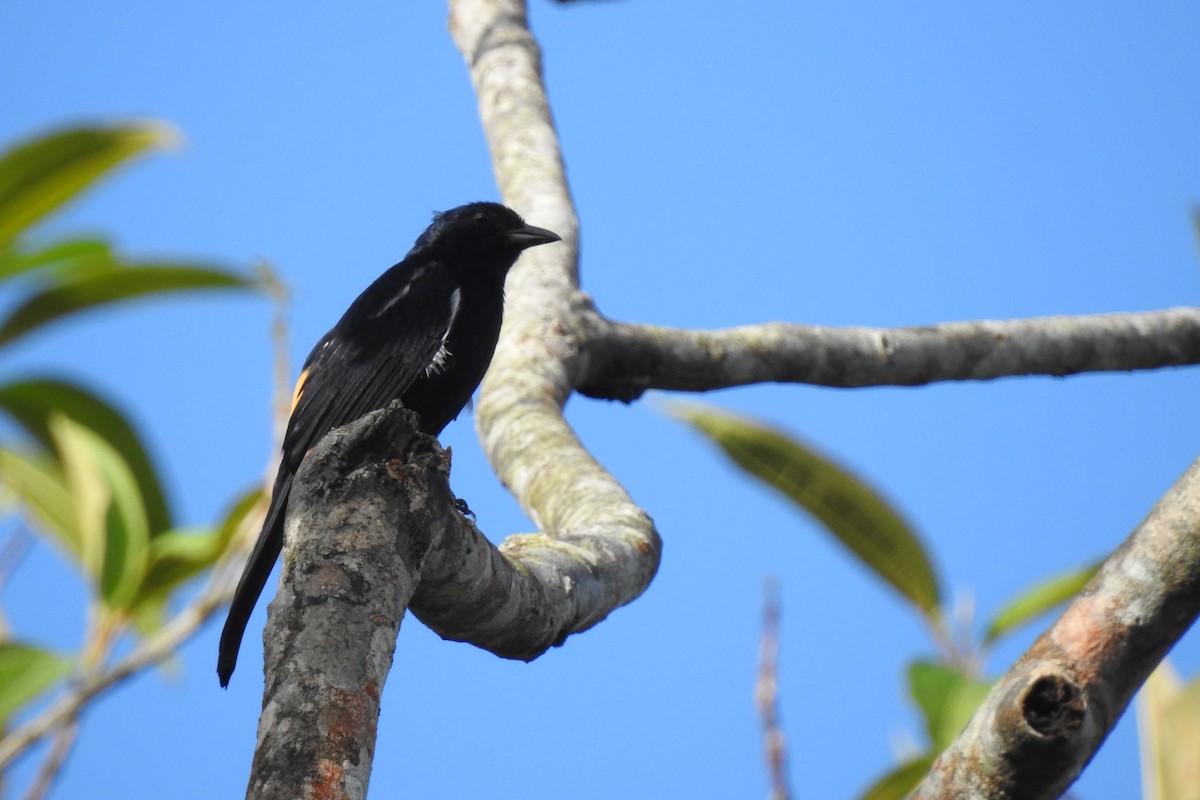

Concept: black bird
[[218, 202, 560, 687]]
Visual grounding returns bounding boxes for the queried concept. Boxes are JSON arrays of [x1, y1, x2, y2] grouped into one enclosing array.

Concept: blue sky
[[3, 2, 1200, 798]]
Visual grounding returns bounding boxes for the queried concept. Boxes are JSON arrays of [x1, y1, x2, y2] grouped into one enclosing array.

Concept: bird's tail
[[217, 469, 293, 687]]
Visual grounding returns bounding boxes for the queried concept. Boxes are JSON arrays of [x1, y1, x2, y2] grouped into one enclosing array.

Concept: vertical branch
[[446, 0, 660, 621], [246, 408, 456, 800], [262, 261, 292, 457], [448, 0, 579, 285], [757, 577, 792, 800]]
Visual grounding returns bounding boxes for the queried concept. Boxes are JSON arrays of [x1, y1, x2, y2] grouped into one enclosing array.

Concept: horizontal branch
[[579, 307, 1200, 400], [911, 455, 1200, 798], [411, 498, 657, 659]]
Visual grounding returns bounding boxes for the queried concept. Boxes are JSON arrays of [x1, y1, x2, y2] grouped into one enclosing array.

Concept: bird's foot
[[453, 497, 475, 519]]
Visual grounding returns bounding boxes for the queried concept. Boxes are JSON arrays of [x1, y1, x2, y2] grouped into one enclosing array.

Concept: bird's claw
[[453, 497, 475, 519]]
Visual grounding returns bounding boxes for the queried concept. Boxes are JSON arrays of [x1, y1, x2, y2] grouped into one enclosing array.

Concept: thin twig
[[256, 259, 292, 457], [756, 577, 791, 800], [0, 527, 31, 591], [0, 567, 238, 770], [20, 719, 78, 800]]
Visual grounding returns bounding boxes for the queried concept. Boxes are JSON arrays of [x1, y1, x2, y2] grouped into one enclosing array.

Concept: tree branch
[[450, 0, 661, 616], [247, 403, 667, 797], [579, 307, 1200, 401], [248, 407, 446, 800], [911, 455, 1200, 799], [757, 578, 791, 800], [0, 562, 238, 771], [244, 1, 654, 793]]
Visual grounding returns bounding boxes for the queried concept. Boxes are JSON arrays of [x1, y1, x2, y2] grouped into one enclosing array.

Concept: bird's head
[[413, 202, 561, 264]]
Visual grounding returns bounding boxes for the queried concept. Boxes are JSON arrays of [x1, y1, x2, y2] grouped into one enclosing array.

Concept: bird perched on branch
[[218, 202, 560, 687]]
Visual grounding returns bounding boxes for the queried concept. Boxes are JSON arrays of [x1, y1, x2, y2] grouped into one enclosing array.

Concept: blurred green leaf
[[0, 378, 171, 534], [140, 528, 225, 598], [129, 527, 225, 635], [1138, 659, 1200, 800], [984, 562, 1099, 644], [860, 754, 934, 800], [909, 660, 992, 751], [126, 592, 171, 638], [0, 263, 254, 348], [0, 447, 78, 556], [131, 488, 263, 634], [0, 236, 116, 281], [672, 404, 941, 615], [49, 415, 149, 609], [214, 485, 266, 558], [0, 641, 72, 727], [0, 122, 176, 247]]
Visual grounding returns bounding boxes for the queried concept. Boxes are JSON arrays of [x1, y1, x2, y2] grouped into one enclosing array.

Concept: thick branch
[[249, 407, 453, 800], [911, 456, 1200, 799], [248, 404, 663, 797], [249, 4, 658, 793], [450, 0, 661, 621], [411, 505, 655, 658], [579, 307, 1200, 401]]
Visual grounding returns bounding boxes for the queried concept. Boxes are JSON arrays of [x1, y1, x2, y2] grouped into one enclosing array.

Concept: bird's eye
[[472, 211, 490, 227]]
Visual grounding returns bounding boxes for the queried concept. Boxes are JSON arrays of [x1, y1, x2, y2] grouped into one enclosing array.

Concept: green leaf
[[49, 415, 150, 609], [672, 404, 941, 615], [131, 488, 263, 634], [127, 595, 168, 637], [859, 754, 934, 800], [0, 641, 72, 727], [0, 122, 177, 247], [1138, 659, 1200, 800], [908, 660, 993, 751], [0, 236, 117, 281], [0, 448, 79, 556], [0, 263, 255, 348], [0, 378, 171, 535], [983, 562, 1099, 644], [129, 527, 226, 636], [133, 527, 224, 621], [214, 486, 267, 559]]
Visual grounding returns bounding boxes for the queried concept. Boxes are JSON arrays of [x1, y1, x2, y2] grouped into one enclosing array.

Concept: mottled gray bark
[[250, 408, 444, 800], [578, 308, 1200, 401], [912, 456, 1200, 799]]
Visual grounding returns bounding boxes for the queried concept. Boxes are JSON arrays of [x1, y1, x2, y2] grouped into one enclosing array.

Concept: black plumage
[[218, 202, 560, 687]]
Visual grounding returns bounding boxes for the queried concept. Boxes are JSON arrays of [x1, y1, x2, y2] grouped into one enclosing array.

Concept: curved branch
[[579, 307, 1200, 401], [911, 455, 1200, 798], [246, 3, 658, 793], [450, 0, 660, 616], [248, 404, 662, 797]]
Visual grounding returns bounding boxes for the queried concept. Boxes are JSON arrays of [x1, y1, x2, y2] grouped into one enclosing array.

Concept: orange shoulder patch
[[290, 368, 310, 413]]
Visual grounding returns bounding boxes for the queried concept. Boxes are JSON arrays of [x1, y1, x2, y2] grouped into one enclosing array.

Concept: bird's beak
[[506, 224, 562, 249]]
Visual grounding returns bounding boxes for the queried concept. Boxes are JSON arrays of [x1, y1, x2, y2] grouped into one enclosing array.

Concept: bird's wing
[[280, 260, 460, 469]]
